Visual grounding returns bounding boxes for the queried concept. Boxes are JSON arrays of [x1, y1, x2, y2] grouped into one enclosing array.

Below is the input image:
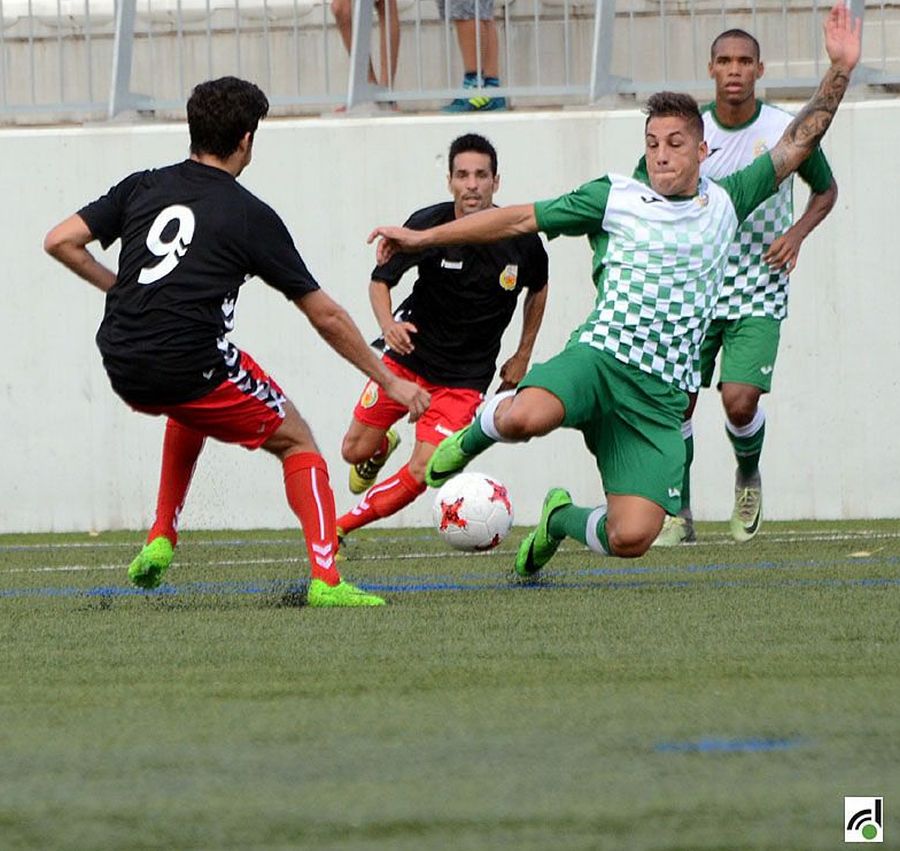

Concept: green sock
[[460, 416, 495, 456], [549, 504, 610, 553], [728, 421, 765, 478], [680, 432, 693, 514]]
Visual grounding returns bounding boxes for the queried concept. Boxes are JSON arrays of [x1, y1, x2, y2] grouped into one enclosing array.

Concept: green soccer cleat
[[515, 488, 572, 577], [651, 514, 696, 547], [307, 578, 386, 608], [424, 425, 474, 488], [128, 536, 174, 589], [349, 428, 400, 494], [730, 470, 762, 543]]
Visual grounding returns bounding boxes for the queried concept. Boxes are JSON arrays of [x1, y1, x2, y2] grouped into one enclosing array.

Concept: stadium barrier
[[5, 101, 900, 531], [0, 0, 896, 122]]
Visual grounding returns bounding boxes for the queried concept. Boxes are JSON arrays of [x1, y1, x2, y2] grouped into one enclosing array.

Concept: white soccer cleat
[[730, 470, 762, 542], [651, 514, 696, 547]]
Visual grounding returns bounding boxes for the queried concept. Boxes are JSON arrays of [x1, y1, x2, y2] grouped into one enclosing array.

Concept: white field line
[[2, 528, 899, 575], [2, 527, 899, 554]]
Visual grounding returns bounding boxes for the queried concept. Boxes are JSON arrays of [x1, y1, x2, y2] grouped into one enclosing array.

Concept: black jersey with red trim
[[78, 159, 319, 405], [372, 202, 548, 392]]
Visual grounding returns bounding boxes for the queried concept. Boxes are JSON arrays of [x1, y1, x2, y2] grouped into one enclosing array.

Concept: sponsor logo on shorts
[[435, 424, 454, 437], [668, 487, 681, 498], [760, 365, 774, 375], [360, 381, 379, 409], [499, 264, 519, 291], [441, 258, 463, 270]]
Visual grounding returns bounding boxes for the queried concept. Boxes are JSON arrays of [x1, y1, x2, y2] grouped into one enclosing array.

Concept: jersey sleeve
[[797, 146, 835, 194], [715, 153, 778, 223], [246, 199, 320, 299], [521, 235, 549, 293], [533, 177, 612, 239], [371, 205, 439, 287], [77, 171, 145, 249]]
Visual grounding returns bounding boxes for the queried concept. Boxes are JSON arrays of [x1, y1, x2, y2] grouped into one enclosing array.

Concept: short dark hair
[[644, 91, 704, 141], [448, 133, 498, 176], [710, 28, 761, 62], [187, 77, 269, 159]]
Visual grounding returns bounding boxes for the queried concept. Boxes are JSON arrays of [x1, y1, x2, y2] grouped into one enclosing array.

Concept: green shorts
[[520, 343, 688, 513], [699, 316, 782, 392]]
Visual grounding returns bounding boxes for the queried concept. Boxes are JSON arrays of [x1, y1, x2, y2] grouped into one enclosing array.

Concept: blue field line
[[655, 737, 807, 754], [1, 572, 899, 601]]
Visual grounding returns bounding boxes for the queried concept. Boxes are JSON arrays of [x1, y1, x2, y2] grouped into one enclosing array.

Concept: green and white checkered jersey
[[701, 100, 834, 320], [536, 172, 761, 392]]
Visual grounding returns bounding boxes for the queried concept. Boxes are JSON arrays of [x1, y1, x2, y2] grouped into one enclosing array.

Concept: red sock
[[337, 464, 427, 535], [147, 418, 205, 548], [283, 452, 342, 586]]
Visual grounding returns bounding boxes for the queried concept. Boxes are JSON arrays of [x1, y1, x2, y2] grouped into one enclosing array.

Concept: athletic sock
[[283, 452, 341, 586], [460, 416, 496, 456], [726, 407, 766, 478], [463, 71, 479, 87], [337, 464, 426, 534], [484, 76, 500, 88], [147, 418, 205, 548], [548, 503, 610, 554], [680, 419, 694, 516]]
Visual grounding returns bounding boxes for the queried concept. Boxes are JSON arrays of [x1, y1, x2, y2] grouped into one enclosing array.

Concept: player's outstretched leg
[[730, 469, 762, 542], [349, 428, 401, 494], [425, 425, 476, 487], [307, 578, 386, 607], [515, 488, 573, 577], [128, 536, 174, 589]]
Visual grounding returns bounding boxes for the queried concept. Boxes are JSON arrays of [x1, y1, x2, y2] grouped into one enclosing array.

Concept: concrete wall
[[2, 100, 898, 533]]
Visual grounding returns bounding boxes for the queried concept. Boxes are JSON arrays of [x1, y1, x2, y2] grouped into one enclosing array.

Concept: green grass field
[[1, 521, 897, 850]]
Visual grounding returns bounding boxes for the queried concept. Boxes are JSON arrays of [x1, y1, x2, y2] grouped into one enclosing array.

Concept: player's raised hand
[[367, 226, 423, 265], [824, 1, 862, 72]]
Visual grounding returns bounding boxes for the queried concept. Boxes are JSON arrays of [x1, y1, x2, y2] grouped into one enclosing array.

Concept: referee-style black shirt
[[78, 159, 319, 405], [373, 202, 548, 393]]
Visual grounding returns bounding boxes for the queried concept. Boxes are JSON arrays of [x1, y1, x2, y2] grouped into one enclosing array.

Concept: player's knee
[[605, 517, 656, 558], [495, 405, 554, 441], [340, 433, 367, 464], [722, 387, 759, 426], [724, 399, 757, 428]]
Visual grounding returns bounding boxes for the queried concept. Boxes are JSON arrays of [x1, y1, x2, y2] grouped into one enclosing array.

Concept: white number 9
[[138, 204, 196, 285]]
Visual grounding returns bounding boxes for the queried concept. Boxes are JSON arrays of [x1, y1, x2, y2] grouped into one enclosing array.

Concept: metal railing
[[0, 0, 896, 123]]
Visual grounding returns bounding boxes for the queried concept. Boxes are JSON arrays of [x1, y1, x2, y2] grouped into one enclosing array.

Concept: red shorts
[[353, 355, 484, 446], [131, 351, 288, 450]]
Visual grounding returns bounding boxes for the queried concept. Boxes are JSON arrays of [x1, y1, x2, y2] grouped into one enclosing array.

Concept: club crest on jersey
[[359, 381, 379, 409], [754, 139, 769, 158], [499, 264, 518, 291], [694, 193, 709, 208]]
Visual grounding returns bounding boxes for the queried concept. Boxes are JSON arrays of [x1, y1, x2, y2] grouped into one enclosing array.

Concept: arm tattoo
[[771, 65, 851, 183]]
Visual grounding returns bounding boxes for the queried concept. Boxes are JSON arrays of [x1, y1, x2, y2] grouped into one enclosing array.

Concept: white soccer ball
[[432, 471, 514, 552]]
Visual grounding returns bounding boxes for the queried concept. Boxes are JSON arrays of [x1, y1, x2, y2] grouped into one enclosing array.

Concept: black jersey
[[78, 159, 319, 405], [373, 202, 548, 392]]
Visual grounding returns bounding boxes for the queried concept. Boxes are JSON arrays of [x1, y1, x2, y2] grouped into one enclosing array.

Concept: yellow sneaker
[[349, 428, 400, 494], [651, 514, 696, 547]]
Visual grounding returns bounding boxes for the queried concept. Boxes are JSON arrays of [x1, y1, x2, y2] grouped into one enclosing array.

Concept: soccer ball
[[432, 472, 514, 552]]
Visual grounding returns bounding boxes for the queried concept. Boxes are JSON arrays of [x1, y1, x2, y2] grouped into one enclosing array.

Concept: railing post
[[588, 0, 616, 102], [108, 0, 139, 118], [346, 0, 377, 109]]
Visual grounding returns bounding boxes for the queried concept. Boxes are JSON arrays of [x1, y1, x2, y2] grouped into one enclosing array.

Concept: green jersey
[[701, 100, 834, 320], [534, 154, 776, 392]]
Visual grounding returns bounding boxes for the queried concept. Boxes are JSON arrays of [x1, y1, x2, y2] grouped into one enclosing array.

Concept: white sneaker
[[651, 514, 696, 547], [730, 470, 762, 542]]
